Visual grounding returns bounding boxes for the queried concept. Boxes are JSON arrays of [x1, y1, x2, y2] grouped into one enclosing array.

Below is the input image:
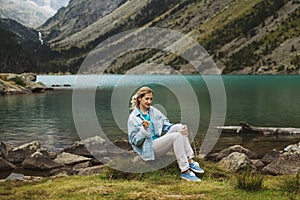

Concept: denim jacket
[[127, 106, 173, 161]]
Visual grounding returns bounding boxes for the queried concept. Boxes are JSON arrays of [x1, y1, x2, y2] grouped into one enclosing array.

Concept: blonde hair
[[130, 86, 154, 110]]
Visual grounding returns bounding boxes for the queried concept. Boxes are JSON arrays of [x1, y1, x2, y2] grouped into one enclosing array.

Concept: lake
[[0, 75, 299, 156]]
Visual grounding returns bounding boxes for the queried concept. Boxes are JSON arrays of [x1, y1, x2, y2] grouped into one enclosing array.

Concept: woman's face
[[139, 93, 153, 110]]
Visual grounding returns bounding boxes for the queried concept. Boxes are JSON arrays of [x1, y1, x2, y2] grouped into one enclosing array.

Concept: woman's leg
[[167, 124, 194, 160], [153, 132, 193, 172], [182, 134, 194, 160]]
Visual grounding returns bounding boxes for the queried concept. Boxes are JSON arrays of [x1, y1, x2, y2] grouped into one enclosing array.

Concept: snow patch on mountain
[[0, 0, 69, 27]]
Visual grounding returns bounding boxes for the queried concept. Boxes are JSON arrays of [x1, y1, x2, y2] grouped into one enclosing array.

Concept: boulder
[[19, 73, 46, 93], [77, 165, 106, 176], [262, 151, 300, 175], [250, 159, 265, 170], [20, 73, 36, 82], [219, 152, 256, 172], [0, 73, 46, 94], [0, 157, 16, 171], [204, 152, 219, 162], [73, 161, 93, 172], [5, 174, 43, 183], [5, 173, 25, 180], [63, 136, 107, 157], [5, 73, 18, 81], [50, 166, 75, 176], [8, 141, 41, 163], [0, 142, 7, 158], [284, 142, 300, 153], [0, 78, 31, 95], [261, 149, 280, 164], [22, 149, 61, 171], [215, 145, 259, 161], [54, 152, 91, 165], [26, 81, 46, 93], [113, 140, 132, 151]]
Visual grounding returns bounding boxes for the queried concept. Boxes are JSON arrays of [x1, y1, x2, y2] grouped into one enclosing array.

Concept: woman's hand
[[181, 125, 189, 135], [142, 120, 150, 130]]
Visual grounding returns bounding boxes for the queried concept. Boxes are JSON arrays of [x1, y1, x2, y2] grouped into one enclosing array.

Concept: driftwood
[[216, 122, 300, 136]]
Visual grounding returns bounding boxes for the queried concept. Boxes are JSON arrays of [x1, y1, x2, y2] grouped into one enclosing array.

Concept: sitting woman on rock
[[127, 86, 204, 181]]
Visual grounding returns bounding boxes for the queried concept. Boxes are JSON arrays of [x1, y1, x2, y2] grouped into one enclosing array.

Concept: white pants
[[153, 131, 194, 172]]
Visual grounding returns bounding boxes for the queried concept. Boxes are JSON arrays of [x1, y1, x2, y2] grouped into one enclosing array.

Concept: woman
[[127, 86, 204, 181]]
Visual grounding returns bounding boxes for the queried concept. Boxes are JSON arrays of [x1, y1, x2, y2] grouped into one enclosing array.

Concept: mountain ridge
[[39, 0, 127, 43], [40, 0, 299, 74], [1, 0, 299, 74]]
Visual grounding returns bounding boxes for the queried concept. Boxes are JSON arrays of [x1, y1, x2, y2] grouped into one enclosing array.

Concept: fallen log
[[215, 122, 300, 136]]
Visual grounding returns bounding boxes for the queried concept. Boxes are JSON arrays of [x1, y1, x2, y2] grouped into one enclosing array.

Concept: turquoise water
[[0, 75, 299, 154]]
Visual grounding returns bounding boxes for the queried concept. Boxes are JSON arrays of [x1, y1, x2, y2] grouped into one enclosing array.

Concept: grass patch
[[0, 165, 297, 200], [280, 173, 300, 200], [192, 0, 263, 42], [234, 171, 264, 191]]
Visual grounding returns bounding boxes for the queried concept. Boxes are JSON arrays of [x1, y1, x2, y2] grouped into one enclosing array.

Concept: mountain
[[37, 0, 299, 75], [1, 0, 299, 74], [0, 0, 69, 28], [39, 0, 184, 73], [39, 0, 127, 43], [0, 18, 59, 73]]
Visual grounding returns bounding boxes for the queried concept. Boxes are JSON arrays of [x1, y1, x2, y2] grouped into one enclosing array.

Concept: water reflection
[[0, 91, 79, 152]]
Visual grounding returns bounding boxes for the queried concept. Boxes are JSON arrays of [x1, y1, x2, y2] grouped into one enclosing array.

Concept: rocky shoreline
[[0, 73, 50, 95], [0, 136, 132, 180], [0, 136, 299, 181]]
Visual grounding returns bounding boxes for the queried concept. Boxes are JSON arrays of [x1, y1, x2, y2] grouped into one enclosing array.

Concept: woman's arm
[[128, 119, 151, 147], [162, 117, 173, 133]]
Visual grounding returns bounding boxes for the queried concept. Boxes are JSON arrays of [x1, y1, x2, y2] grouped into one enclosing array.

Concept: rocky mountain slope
[[39, 0, 127, 43], [37, 0, 299, 74]]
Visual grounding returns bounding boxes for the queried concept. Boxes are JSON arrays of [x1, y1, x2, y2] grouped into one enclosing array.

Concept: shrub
[[234, 171, 264, 191], [12, 76, 26, 87]]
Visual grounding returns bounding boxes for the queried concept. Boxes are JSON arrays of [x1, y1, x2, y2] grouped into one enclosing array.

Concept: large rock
[[250, 159, 265, 170], [262, 152, 300, 175], [284, 142, 300, 153], [77, 165, 106, 176], [50, 166, 75, 176], [73, 161, 92, 172], [113, 140, 132, 151], [20, 73, 36, 82], [262, 143, 300, 175], [0, 73, 46, 94], [0, 78, 31, 95], [26, 81, 46, 93], [0, 142, 8, 158], [8, 141, 41, 163], [0, 157, 16, 171], [63, 136, 107, 157], [21, 149, 61, 171], [215, 145, 259, 161], [54, 152, 91, 165], [204, 152, 219, 162], [261, 149, 280, 165], [219, 152, 256, 172]]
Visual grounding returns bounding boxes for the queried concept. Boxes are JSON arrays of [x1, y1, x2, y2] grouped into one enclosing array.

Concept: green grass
[[234, 171, 264, 191], [0, 161, 299, 200], [191, 0, 263, 41], [280, 173, 300, 200]]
